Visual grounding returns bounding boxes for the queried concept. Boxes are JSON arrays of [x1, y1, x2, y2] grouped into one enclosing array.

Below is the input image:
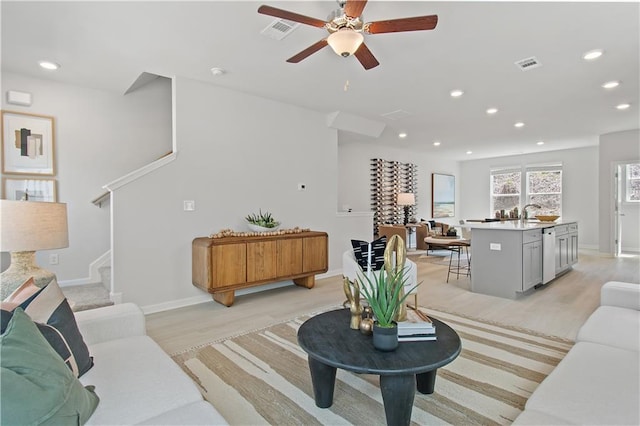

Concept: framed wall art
[[3, 177, 57, 202], [2, 110, 55, 175], [432, 173, 455, 218]]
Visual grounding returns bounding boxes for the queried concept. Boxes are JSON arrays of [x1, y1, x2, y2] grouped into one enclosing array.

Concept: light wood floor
[[146, 250, 639, 355]]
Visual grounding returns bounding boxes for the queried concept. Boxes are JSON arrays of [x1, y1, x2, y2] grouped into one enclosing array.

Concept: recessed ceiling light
[[210, 67, 226, 76], [486, 108, 498, 115], [616, 103, 631, 110], [450, 89, 464, 98], [514, 122, 525, 128], [537, 141, 545, 145], [602, 81, 620, 89], [433, 141, 441, 146], [38, 61, 60, 70], [466, 150, 473, 155], [398, 132, 407, 139], [583, 49, 603, 60]]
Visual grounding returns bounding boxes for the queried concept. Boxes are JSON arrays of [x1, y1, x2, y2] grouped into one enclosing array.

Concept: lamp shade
[[327, 28, 364, 57], [0, 200, 68, 252], [397, 193, 415, 206]]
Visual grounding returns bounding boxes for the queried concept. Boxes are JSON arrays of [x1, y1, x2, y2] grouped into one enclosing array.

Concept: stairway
[[62, 266, 113, 312]]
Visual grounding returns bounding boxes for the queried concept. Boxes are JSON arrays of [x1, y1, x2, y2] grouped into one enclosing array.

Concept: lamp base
[[403, 206, 410, 225], [0, 251, 56, 299]]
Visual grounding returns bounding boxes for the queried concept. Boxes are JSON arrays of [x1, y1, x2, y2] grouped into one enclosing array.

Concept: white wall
[[338, 140, 461, 230], [459, 146, 600, 248], [599, 129, 640, 254], [1, 73, 172, 280], [110, 76, 344, 309]]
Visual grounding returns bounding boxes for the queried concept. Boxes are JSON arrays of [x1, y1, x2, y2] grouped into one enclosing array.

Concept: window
[[489, 164, 563, 217], [491, 169, 521, 215], [625, 163, 640, 202], [526, 167, 562, 215]]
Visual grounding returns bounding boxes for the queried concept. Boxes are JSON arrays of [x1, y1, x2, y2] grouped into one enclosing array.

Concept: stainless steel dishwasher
[[542, 227, 556, 284]]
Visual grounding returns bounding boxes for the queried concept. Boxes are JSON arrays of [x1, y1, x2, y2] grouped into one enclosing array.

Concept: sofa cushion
[[138, 401, 228, 425], [82, 335, 206, 425], [351, 236, 386, 271], [525, 341, 639, 425], [577, 305, 640, 352], [0, 308, 99, 425], [2, 277, 93, 377], [512, 409, 572, 425]]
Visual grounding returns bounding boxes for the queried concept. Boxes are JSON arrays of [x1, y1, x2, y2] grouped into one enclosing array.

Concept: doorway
[[614, 162, 640, 256]]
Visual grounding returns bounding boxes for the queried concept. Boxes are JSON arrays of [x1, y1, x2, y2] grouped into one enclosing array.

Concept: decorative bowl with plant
[[245, 209, 280, 232]]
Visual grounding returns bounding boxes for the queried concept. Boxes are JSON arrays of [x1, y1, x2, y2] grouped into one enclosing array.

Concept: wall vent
[[515, 57, 542, 71], [261, 18, 299, 40]]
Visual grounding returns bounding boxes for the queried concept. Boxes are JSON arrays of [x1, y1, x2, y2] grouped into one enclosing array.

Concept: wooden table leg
[[212, 291, 235, 307], [416, 369, 437, 394], [308, 357, 336, 408], [380, 374, 416, 426]]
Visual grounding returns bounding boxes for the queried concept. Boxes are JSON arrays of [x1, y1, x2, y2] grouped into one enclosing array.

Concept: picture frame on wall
[[432, 173, 455, 218], [1, 110, 55, 175], [2, 177, 57, 202]]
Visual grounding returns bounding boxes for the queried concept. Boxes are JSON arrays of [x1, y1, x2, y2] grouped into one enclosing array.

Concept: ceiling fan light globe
[[327, 28, 364, 57]]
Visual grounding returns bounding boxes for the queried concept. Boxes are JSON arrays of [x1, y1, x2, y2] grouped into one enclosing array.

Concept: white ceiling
[[2, 1, 639, 161]]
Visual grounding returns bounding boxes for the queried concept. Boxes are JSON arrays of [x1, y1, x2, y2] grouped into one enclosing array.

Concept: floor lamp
[[397, 193, 415, 225], [0, 200, 69, 299]]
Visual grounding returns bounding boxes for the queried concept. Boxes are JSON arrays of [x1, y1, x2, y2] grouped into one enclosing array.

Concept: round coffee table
[[297, 308, 461, 426]]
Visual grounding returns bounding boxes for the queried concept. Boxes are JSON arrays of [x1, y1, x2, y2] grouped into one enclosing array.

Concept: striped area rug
[[171, 307, 573, 425]]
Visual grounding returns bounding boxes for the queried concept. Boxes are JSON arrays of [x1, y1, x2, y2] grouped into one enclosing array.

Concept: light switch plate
[[183, 200, 195, 211], [490, 243, 501, 251]]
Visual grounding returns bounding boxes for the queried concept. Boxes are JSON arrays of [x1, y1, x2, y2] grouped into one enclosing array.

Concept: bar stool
[[447, 239, 471, 282]]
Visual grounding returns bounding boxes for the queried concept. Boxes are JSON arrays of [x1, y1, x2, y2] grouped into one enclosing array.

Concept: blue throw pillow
[[351, 236, 387, 271]]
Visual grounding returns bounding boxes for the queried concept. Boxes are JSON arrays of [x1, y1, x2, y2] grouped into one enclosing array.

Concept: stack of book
[[397, 308, 437, 342]]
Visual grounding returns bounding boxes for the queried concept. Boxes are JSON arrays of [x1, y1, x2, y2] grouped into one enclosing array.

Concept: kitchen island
[[467, 220, 578, 299]]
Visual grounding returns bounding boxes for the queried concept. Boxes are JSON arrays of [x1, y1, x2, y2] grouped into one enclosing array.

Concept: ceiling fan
[[257, 0, 438, 70]]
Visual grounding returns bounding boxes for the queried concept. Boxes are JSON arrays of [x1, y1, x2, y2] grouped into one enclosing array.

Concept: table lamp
[[0, 200, 69, 299], [397, 193, 415, 225]]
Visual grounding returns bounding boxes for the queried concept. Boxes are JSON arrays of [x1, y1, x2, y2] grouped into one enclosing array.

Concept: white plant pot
[[247, 223, 280, 232]]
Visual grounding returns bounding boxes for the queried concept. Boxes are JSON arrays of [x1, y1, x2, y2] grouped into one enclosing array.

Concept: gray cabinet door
[[523, 241, 542, 291]]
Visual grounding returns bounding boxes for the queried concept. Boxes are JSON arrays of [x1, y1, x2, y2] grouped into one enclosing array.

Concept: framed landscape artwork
[[1, 111, 55, 175], [432, 173, 455, 218], [3, 177, 57, 202]]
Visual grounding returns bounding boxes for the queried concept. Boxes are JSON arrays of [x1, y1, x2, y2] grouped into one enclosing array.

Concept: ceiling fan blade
[[344, 0, 368, 18], [354, 43, 380, 70], [257, 5, 327, 28], [366, 15, 438, 34], [286, 39, 329, 63]]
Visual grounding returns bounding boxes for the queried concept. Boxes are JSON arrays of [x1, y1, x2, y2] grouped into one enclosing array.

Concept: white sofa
[[75, 303, 227, 425], [514, 281, 640, 425]]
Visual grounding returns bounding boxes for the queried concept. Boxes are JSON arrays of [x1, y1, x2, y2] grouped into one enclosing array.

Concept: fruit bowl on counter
[[535, 215, 560, 222]]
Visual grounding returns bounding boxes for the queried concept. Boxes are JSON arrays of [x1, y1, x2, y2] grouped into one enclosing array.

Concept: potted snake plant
[[358, 267, 420, 351]]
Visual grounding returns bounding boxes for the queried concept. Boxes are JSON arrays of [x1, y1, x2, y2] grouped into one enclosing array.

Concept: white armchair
[[342, 249, 419, 307]]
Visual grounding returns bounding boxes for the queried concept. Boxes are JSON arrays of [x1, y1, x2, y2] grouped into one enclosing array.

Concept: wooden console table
[[192, 231, 328, 307]]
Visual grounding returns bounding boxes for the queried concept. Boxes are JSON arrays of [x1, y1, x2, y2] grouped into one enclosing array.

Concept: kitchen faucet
[[522, 204, 542, 221]]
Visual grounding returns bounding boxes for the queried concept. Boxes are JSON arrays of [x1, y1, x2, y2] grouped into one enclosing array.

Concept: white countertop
[[465, 220, 577, 231]]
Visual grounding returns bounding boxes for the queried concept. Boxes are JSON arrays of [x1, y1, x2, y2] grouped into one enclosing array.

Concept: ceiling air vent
[[261, 19, 299, 40], [381, 109, 412, 121], [515, 57, 542, 71]]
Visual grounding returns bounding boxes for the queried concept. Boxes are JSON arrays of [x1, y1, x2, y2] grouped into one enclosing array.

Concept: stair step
[[62, 283, 113, 312]]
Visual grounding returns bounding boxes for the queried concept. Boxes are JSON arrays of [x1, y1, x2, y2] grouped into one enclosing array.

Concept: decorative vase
[[372, 322, 398, 351]]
